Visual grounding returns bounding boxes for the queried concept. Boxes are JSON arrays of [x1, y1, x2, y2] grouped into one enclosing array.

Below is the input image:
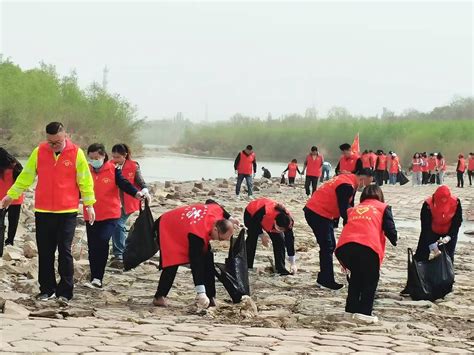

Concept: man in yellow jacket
[[0, 122, 95, 303]]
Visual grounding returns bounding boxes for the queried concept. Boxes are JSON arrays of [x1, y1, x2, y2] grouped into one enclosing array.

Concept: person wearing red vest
[[154, 201, 236, 308], [414, 186, 462, 262], [388, 153, 400, 185], [282, 159, 302, 186], [0, 122, 96, 303], [335, 185, 397, 322], [244, 198, 296, 275], [361, 150, 372, 170], [234, 145, 257, 198], [411, 152, 423, 186], [374, 150, 387, 186], [427, 153, 437, 184], [304, 168, 374, 290], [84, 143, 142, 288], [435, 152, 447, 185], [335, 143, 362, 176], [421, 152, 429, 184], [468, 152, 474, 186], [369, 150, 377, 170], [302, 146, 324, 196], [110, 143, 150, 267], [456, 154, 466, 188], [0, 148, 24, 248]]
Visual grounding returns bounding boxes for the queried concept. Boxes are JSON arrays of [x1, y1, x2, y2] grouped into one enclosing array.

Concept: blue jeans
[[389, 173, 398, 185], [236, 174, 253, 196], [112, 210, 131, 260], [320, 166, 330, 182]]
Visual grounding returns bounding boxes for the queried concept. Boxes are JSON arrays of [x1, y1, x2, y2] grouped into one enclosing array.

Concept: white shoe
[[353, 313, 379, 324], [91, 278, 102, 288]]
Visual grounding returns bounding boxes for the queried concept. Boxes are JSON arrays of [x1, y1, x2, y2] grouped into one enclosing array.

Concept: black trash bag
[[123, 199, 158, 271], [280, 175, 286, 184], [0, 209, 6, 257], [397, 171, 410, 186], [214, 228, 250, 303], [406, 247, 454, 301]]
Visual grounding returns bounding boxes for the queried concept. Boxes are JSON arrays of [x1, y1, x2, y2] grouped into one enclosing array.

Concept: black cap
[[339, 143, 351, 151]]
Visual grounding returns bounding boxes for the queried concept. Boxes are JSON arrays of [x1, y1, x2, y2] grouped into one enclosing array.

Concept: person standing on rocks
[[234, 145, 256, 199], [304, 168, 374, 290], [0, 148, 24, 247], [374, 150, 387, 186], [456, 154, 466, 188], [435, 152, 447, 185], [335, 185, 397, 324], [153, 200, 237, 308], [84, 143, 144, 288], [335, 143, 362, 175], [302, 146, 324, 196], [110, 143, 150, 268], [244, 198, 297, 275], [388, 153, 400, 185], [0, 122, 96, 303], [468, 152, 474, 186], [282, 159, 302, 186]]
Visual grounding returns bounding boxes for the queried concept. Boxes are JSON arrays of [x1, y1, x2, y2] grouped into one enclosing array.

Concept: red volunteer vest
[[84, 161, 121, 222], [426, 196, 458, 235], [437, 159, 446, 171], [0, 168, 24, 205], [412, 158, 422, 173], [421, 158, 429, 172], [336, 199, 388, 267], [159, 203, 224, 268], [469, 157, 474, 171], [361, 154, 371, 169], [246, 198, 292, 233], [339, 154, 359, 174], [457, 158, 466, 173], [306, 154, 323, 177], [369, 153, 377, 169], [305, 174, 358, 220], [428, 157, 437, 171], [377, 155, 387, 171], [35, 140, 80, 211], [389, 157, 399, 174], [237, 152, 255, 175], [121, 160, 141, 214], [287, 163, 298, 178]]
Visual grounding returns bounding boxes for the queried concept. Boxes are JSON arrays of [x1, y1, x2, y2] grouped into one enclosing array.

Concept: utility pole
[[102, 66, 109, 91]]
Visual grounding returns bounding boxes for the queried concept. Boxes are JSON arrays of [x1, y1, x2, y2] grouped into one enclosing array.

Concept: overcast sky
[[1, 1, 472, 121]]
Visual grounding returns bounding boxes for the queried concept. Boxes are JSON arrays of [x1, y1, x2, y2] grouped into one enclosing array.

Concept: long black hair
[[111, 143, 132, 160], [87, 143, 109, 162], [0, 148, 22, 179], [274, 204, 292, 230]]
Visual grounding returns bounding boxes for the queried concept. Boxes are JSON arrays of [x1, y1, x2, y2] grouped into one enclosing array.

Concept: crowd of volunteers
[[0, 122, 467, 322]]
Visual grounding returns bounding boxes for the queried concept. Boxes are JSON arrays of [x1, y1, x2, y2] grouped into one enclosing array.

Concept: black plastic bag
[[280, 175, 286, 184], [398, 171, 410, 186], [0, 209, 6, 257], [406, 247, 454, 301], [123, 200, 158, 271], [214, 229, 250, 303]]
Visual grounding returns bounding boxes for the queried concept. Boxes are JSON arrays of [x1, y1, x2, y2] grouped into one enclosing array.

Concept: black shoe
[[317, 281, 344, 291], [278, 269, 291, 276], [400, 287, 410, 297], [4, 239, 13, 246], [35, 292, 56, 301]]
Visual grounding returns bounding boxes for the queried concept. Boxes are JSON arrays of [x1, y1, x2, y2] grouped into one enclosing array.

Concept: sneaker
[[91, 278, 102, 288], [317, 281, 345, 291], [4, 239, 14, 246], [152, 296, 168, 307], [353, 313, 379, 324], [35, 292, 55, 301], [278, 269, 292, 276], [400, 287, 411, 297], [56, 296, 70, 306], [109, 258, 124, 269], [209, 297, 217, 308]]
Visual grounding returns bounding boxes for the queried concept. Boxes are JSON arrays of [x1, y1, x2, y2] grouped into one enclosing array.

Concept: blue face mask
[[89, 159, 104, 169]]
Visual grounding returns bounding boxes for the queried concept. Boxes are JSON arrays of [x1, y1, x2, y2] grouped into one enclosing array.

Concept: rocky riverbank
[[1, 175, 473, 352]]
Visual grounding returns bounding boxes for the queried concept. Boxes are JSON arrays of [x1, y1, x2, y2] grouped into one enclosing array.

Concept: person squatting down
[[244, 198, 297, 275], [304, 168, 374, 290], [335, 185, 397, 324], [153, 200, 238, 309]]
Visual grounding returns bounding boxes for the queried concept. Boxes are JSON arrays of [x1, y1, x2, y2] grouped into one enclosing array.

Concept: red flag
[[351, 133, 360, 155]]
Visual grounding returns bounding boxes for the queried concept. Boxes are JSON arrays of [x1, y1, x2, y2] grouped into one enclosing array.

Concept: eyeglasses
[[48, 140, 65, 147]]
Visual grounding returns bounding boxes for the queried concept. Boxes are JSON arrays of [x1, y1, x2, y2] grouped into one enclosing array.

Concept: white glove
[[0, 195, 13, 209], [195, 293, 210, 309], [135, 191, 144, 200], [86, 206, 96, 225], [141, 188, 151, 203], [441, 236, 451, 244], [290, 263, 298, 274]]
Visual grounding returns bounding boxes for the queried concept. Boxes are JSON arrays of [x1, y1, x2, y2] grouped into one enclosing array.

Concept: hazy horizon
[[1, 1, 472, 122]]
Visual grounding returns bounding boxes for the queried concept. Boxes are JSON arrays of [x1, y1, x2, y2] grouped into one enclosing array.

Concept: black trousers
[[375, 170, 384, 186], [86, 219, 118, 281], [2, 204, 21, 243], [304, 208, 336, 285], [244, 211, 295, 273], [155, 249, 216, 299], [35, 212, 77, 299], [305, 176, 319, 196], [288, 177, 296, 185], [335, 242, 380, 315], [422, 172, 429, 185], [456, 171, 464, 188], [468, 170, 473, 185]]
